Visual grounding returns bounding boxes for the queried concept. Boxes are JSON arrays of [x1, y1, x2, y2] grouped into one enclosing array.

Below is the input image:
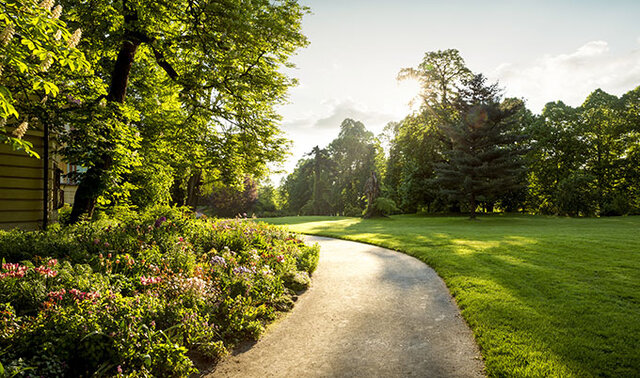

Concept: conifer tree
[[436, 74, 527, 219]]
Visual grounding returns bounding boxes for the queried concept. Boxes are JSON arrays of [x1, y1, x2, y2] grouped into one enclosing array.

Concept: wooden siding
[[0, 128, 58, 230]]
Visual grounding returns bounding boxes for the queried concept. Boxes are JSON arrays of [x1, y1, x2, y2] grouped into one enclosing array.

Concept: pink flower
[[35, 266, 58, 278], [1, 263, 28, 278], [140, 276, 162, 286], [47, 259, 58, 267], [47, 289, 66, 301]]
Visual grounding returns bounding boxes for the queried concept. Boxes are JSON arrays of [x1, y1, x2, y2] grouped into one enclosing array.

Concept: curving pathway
[[208, 236, 485, 377]]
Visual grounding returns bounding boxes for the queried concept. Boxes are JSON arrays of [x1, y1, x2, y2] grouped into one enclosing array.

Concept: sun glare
[[395, 78, 422, 113]]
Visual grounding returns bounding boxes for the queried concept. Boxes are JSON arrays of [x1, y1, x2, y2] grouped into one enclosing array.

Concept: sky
[[270, 0, 640, 183]]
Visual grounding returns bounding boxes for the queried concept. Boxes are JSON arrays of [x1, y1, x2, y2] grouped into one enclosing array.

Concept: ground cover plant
[[0, 206, 319, 376], [263, 214, 640, 377]]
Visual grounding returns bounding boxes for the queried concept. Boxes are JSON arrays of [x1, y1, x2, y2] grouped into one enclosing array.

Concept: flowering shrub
[[0, 206, 319, 376]]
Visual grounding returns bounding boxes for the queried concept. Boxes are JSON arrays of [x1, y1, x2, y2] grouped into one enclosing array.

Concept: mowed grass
[[261, 214, 640, 377]]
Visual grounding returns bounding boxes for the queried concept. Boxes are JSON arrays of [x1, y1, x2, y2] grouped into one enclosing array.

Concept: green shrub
[[343, 204, 363, 217], [57, 204, 73, 225], [284, 271, 311, 292], [374, 197, 400, 215], [296, 243, 320, 274]]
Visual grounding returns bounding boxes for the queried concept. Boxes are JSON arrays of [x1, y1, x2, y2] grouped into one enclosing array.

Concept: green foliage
[[385, 48, 640, 217], [397, 48, 472, 112], [372, 197, 399, 216], [281, 119, 382, 216], [384, 114, 444, 212], [251, 184, 283, 217], [0, 0, 90, 156], [386, 49, 472, 213], [281, 158, 314, 214], [0, 206, 319, 376], [283, 271, 311, 292], [556, 172, 596, 216], [59, 0, 309, 219], [524, 87, 640, 216], [201, 177, 258, 218], [436, 75, 527, 219]]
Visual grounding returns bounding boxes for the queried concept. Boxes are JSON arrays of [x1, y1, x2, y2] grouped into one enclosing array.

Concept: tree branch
[[151, 46, 179, 81]]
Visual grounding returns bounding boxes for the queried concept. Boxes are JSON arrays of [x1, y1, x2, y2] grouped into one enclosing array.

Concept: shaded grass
[[261, 214, 640, 377]]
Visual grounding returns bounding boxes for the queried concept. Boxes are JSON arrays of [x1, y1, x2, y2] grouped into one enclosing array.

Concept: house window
[[62, 164, 87, 185]]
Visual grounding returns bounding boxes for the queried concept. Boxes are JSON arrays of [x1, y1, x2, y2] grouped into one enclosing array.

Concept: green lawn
[[261, 214, 640, 377]]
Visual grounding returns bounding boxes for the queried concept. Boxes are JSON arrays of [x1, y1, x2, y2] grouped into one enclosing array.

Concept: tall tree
[[62, 0, 308, 222], [526, 101, 591, 214], [580, 89, 627, 213], [436, 74, 527, 219], [327, 118, 377, 215], [306, 145, 334, 215], [620, 86, 640, 212], [280, 158, 313, 214], [386, 49, 473, 213], [398, 48, 472, 117]]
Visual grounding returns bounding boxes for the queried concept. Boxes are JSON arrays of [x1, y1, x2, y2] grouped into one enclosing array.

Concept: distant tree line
[[271, 49, 640, 218]]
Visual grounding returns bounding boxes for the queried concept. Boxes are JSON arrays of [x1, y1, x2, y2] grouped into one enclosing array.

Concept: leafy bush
[[373, 197, 400, 215], [57, 204, 73, 225], [556, 172, 596, 216], [363, 197, 400, 217], [0, 206, 318, 376], [602, 193, 632, 216], [343, 204, 363, 217]]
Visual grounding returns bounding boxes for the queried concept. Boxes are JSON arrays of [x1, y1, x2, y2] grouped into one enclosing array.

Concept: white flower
[[40, 53, 54, 72], [54, 29, 62, 41], [1, 23, 15, 45], [13, 118, 28, 139], [51, 5, 62, 19], [67, 28, 81, 49], [39, 0, 54, 11], [0, 118, 6, 129]]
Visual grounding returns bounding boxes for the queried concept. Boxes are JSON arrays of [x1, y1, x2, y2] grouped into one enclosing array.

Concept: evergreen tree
[[305, 146, 334, 215], [435, 74, 527, 219]]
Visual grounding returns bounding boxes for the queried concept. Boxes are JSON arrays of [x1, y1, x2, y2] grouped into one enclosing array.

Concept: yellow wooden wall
[[0, 128, 57, 230]]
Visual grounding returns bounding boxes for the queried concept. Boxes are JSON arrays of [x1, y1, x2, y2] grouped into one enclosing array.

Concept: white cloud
[[272, 99, 403, 183], [313, 99, 398, 130], [282, 98, 399, 133], [492, 41, 640, 113]]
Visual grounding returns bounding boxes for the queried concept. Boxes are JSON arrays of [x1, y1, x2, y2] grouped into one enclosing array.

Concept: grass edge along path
[[261, 214, 640, 378]]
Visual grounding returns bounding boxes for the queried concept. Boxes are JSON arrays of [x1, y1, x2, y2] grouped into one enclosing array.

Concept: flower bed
[[0, 206, 319, 376]]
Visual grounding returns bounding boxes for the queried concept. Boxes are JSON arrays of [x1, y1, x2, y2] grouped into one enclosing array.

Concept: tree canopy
[[3, 0, 308, 222], [0, 0, 90, 156]]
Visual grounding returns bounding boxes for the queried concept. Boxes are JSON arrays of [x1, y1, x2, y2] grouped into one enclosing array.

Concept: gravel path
[[208, 236, 485, 377]]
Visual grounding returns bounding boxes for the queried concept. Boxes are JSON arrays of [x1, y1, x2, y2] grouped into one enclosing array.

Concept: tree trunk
[[469, 193, 476, 220], [185, 170, 202, 209], [69, 36, 141, 223]]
